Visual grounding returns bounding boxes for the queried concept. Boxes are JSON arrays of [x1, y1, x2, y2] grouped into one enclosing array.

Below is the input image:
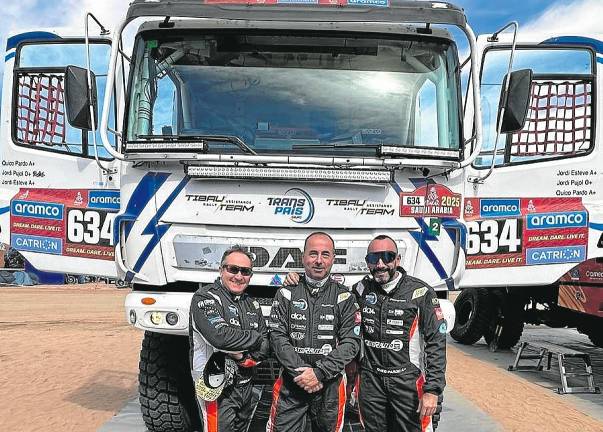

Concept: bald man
[[267, 232, 361, 432], [354, 235, 446, 432]]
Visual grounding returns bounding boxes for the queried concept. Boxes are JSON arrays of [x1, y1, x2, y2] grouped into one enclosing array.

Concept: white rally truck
[[452, 30, 603, 350], [0, 1, 530, 430]]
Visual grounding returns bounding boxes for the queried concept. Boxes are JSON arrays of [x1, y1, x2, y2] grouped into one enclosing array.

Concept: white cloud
[[522, 0, 603, 36]]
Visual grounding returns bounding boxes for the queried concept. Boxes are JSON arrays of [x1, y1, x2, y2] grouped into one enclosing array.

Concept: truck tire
[[139, 332, 201, 432], [450, 287, 492, 345], [579, 324, 603, 348], [484, 291, 525, 350]]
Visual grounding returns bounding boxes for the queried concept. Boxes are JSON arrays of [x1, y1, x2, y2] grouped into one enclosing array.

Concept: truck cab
[[0, 1, 503, 430]]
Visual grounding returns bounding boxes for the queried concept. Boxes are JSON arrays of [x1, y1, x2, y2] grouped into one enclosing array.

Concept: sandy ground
[[1, 285, 602, 432], [0, 284, 142, 432]]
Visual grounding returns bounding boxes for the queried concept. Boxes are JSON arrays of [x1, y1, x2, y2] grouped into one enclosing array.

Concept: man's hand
[[293, 367, 323, 393], [283, 272, 300, 286], [417, 392, 438, 418]]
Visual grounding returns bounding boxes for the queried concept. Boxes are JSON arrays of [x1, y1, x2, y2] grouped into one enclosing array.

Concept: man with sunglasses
[[355, 235, 446, 432], [267, 232, 361, 432], [189, 245, 270, 432]]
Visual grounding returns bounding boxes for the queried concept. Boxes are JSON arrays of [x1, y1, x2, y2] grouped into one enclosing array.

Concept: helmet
[[195, 352, 236, 401]]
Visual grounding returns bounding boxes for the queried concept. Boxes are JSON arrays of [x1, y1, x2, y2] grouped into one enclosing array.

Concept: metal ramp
[[508, 341, 601, 394]]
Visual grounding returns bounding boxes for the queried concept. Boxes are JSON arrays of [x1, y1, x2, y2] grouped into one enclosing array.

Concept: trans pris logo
[[267, 188, 315, 224]]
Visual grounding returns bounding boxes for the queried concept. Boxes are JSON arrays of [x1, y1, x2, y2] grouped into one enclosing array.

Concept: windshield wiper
[[291, 143, 380, 150], [136, 134, 257, 155]]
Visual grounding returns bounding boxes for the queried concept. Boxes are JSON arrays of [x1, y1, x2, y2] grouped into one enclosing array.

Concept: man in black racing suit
[[354, 235, 446, 432], [189, 246, 270, 432], [268, 232, 361, 432]]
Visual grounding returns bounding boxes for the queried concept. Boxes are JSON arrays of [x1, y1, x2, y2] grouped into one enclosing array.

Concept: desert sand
[[0, 284, 601, 431]]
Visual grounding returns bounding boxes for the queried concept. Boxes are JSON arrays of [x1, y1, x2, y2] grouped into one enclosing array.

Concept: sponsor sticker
[[386, 329, 404, 335], [293, 299, 308, 310], [363, 307, 376, 315], [88, 190, 120, 211], [439, 322, 447, 333], [11, 200, 64, 220], [400, 184, 461, 218], [353, 325, 361, 336], [11, 234, 62, 254], [412, 287, 428, 299], [354, 311, 362, 324], [291, 332, 305, 340], [338, 292, 351, 303], [317, 335, 334, 340], [290, 313, 307, 320], [228, 305, 238, 315], [365, 292, 378, 305], [479, 199, 521, 218], [229, 318, 240, 326], [318, 324, 334, 331], [291, 323, 306, 330], [386, 318, 404, 326], [526, 246, 586, 265], [527, 211, 588, 230], [434, 307, 444, 321]]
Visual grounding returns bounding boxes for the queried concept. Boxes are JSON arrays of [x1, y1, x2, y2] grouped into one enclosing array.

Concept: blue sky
[[1, 0, 601, 91]]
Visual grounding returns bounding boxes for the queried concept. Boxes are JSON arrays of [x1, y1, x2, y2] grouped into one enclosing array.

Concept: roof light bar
[[125, 141, 207, 153], [186, 166, 392, 183], [379, 145, 460, 159]]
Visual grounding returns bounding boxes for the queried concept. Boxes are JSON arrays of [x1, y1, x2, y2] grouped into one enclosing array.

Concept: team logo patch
[[439, 322, 448, 333], [293, 299, 308, 310], [412, 287, 428, 299], [365, 292, 378, 305], [338, 292, 351, 303]]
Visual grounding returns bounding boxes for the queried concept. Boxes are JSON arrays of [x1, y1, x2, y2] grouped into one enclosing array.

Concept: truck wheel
[[579, 325, 603, 348], [139, 332, 201, 432], [484, 291, 525, 350], [450, 287, 492, 345]]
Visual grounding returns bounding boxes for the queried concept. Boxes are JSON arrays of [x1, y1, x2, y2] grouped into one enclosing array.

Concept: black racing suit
[[354, 269, 446, 432], [189, 279, 270, 432], [268, 276, 361, 432]]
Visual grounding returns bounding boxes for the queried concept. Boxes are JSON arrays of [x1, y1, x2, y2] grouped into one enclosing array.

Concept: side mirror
[[498, 68, 533, 134], [64, 65, 97, 130]]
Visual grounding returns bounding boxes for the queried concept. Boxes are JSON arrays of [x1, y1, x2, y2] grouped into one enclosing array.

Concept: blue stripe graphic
[[113, 172, 170, 245], [132, 176, 190, 275], [393, 179, 449, 280], [6, 31, 59, 51], [0, 206, 9, 215], [542, 36, 603, 55], [590, 222, 603, 231], [5, 52, 15, 62]]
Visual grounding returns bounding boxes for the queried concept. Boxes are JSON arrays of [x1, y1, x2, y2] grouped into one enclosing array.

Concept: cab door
[[0, 32, 121, 276], [462, 37, 603, 288]]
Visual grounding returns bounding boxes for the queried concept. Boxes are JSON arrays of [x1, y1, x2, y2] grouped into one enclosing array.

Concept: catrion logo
[[11, 200, 64, 220], [267, 188, 314, 224]]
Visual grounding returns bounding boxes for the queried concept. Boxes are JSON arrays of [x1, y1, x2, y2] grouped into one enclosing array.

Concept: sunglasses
[[222, 264, 253, 277], [365, 251, 398, 265]]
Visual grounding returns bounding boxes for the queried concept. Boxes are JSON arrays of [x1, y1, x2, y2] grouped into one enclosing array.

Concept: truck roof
[[126, 0, 467, 27]]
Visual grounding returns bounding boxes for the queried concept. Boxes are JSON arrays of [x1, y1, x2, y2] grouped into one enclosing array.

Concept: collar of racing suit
[[302, 274, 331, 296], [372, 267, 407, 295]]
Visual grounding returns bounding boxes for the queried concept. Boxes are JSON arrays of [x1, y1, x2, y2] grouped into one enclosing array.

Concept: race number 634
[[466, 219, 522, 255], [67, 209, 115, 246]]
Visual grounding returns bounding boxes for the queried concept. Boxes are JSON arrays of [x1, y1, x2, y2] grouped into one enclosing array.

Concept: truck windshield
[[126, 31, 461, 156]]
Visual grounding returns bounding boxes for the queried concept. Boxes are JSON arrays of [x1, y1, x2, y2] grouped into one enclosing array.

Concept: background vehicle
[[453, 31, 603, 350], [0, 1, 525, 430]]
